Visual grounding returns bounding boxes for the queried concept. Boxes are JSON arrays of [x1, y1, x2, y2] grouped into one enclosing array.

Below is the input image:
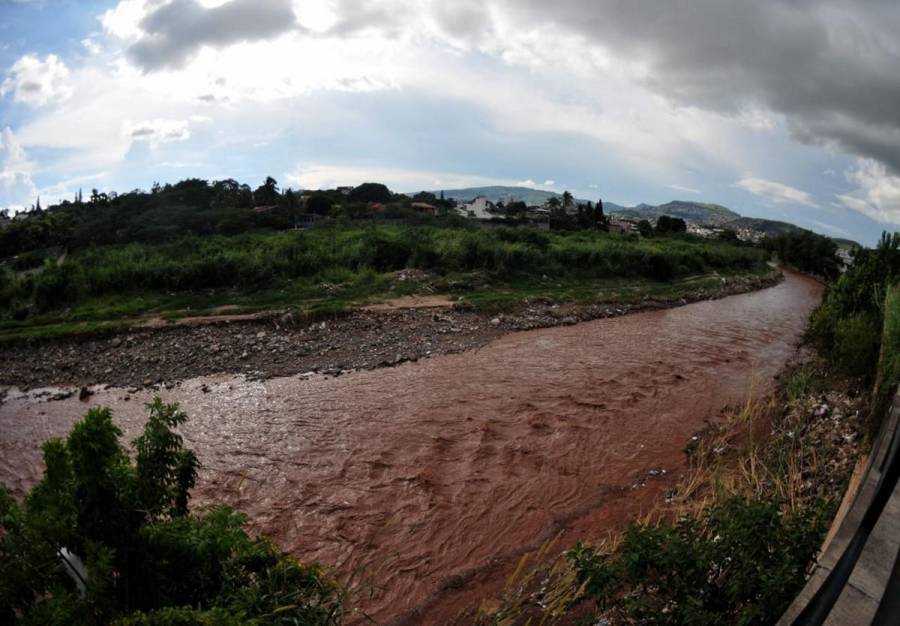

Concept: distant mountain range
[[608, 200, 739, 226], [421, 185, 859, 246]]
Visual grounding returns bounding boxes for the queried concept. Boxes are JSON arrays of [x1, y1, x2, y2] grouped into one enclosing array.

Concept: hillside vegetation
[[0, 225, 768, 333], [3, 177, 850, 344]]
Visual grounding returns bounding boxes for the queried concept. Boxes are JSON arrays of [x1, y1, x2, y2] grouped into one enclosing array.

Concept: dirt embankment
[[0, 272, 781, 390]]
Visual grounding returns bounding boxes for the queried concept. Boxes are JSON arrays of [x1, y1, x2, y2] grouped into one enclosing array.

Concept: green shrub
[[32, 260, 84, 311], [810, 232, 900, 383], [0, 400, 341, 625], [568, 498, 829, 626], [832, 314, 881, 379]]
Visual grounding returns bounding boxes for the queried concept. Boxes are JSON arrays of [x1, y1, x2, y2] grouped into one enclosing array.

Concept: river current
[[0, 270, 822, 623]]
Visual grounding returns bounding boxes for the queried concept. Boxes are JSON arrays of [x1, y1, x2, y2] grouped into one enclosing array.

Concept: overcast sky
[[1, 0, 899, 244]]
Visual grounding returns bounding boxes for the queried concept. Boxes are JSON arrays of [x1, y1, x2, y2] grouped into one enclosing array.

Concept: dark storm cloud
[[499, 0, 900, 172], [125, 0, 900, 173], [327, 0, 900, 173], [128, 0, 298, 71]]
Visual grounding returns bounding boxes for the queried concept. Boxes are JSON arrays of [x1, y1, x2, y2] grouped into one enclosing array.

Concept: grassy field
[[0, 224, 769, 341]]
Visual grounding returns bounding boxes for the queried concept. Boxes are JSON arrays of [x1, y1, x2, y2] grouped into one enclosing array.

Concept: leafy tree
[[561, 191, 574, 212], [637, 219, 654, 237], [0, 400, 341, 624], [412, 191, 437, 203], [762, 230, 840, 280], [306, 193, 333, 216], [655, 215, 687, 234], [253, 177, 280, 207], [505, 201, 527, 219], [89, 189, 110, 206], [347, 182, 391, 204]]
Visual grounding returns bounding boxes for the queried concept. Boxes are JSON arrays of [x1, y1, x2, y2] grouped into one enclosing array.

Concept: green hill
[[721, 216, 802, 236], [608, 200, 739, 226]]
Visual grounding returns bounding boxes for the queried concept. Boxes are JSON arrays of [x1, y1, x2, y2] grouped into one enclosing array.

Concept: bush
[[831, 314, 881, 378], [810, 232, 900, 383], [32, 260, 84, 311], [0, 400, 341, 625], [640, 252, 675, 281], [568, 498, 828, 626]]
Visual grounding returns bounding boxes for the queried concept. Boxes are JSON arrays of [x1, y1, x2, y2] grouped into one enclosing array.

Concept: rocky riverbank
[[0, 271, 781, 391]]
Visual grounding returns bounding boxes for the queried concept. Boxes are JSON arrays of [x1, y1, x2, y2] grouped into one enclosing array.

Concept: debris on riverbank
[[0, 271, 780, 391]]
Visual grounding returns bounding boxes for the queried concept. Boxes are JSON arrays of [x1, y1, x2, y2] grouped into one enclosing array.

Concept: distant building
[[294, 213, 322, 229], [410, 202, 438, 215], [456, 196, 497, 220], [607, 216, 636, 234], [336, 186, 354, 196], [525, 206, 550, 221], [687, 224, 721, 238]]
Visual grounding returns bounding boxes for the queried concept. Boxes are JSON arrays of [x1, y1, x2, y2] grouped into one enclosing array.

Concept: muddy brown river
[[0, 271, 821, 623]]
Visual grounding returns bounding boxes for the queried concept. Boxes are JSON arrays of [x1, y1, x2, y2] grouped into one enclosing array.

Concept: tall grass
[[13, 225, 767, 313], [870, 284, 900, 435]]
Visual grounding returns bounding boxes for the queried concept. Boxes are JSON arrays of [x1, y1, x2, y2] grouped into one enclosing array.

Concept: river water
[[0, 270, 821, 623]]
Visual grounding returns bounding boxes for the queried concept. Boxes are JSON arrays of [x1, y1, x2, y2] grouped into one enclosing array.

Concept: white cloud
[[667, 184, 701, 194], [837, 158, 900, 224], [82, 38, 102, 55], [126, 118, 192, 144], [1, 54, 73, 106], [735, 176, 818, 207], [0, 127, 38, 210], [37, 171, 110, 207], [101, 0, 151, 39], [286, 163, 537, 192]]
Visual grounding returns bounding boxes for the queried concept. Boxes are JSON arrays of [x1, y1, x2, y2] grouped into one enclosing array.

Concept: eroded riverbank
[[0, 270, 818, 623], [0, 271, 779, 390]]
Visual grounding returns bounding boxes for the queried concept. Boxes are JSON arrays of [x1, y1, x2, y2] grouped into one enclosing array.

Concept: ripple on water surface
[[0, 271, 822, 623]]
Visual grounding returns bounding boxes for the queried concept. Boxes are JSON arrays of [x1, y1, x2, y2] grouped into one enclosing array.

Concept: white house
[[456, 196, 497, 220]]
